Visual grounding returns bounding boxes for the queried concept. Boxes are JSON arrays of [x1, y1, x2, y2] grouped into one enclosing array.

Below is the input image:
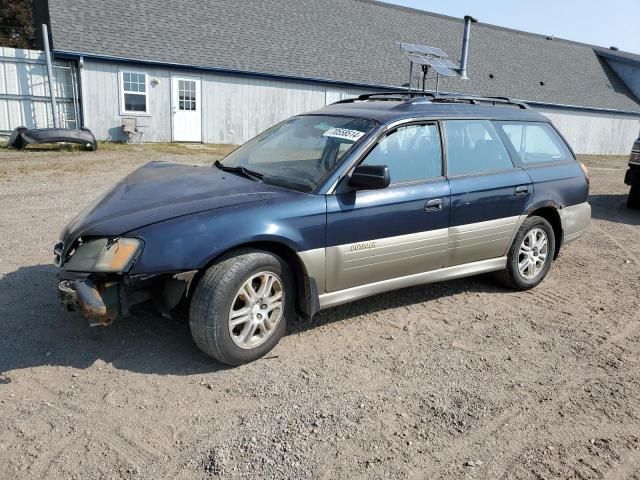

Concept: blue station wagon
[[56, 92, 591, 365]]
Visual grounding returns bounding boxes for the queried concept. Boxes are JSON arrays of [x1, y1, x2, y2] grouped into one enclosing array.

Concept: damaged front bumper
[[8, 126, 97, 151], [58, 273, 142, 326], [58, 270, 196, 326]]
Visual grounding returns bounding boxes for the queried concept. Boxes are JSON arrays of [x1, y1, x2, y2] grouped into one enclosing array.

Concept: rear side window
[[443, 120, 513, 176], [361, 124, 442, 184], [497, 122, 573, 164]]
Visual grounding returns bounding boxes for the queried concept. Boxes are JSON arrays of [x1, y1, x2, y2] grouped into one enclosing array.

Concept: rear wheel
[[494, 216, 555, 290], [189, 249, 293, 365], [628, 184, 640, 209]]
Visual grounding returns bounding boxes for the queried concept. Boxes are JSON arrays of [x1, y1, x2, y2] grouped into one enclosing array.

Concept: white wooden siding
[[81, 59, 366, 144], [81, 61, 172, 142], [536, 107, 640, 155], [202, 77, 366, 144], [81, 60, 639, 155]]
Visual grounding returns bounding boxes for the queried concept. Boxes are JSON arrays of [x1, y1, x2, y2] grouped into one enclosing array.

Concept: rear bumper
[[625, 165, 640, 186], [560, 202, 591, 245], [8, 126, 97, 151]]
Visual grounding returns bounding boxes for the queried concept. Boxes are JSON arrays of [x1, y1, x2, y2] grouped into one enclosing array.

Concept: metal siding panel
[[83, 60, 175, 142], [0, 62, 6, 94], [4, 62, 18, 94], [31, 64, 47, 96], [84, 61, 110, 140], [0, 47, 78, 132], [0, 99, 9, 130], [201, 73, 361, 144], [536, 107, 640, 155], [6, 100, 22, 128], [33, 101, 49, 129]]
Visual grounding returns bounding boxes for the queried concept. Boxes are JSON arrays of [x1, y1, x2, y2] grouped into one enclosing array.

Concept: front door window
[[178, 80, 197, 111], [361, 124, 442, 184]]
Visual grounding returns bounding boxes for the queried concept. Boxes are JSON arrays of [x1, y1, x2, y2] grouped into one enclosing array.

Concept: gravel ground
[[1, 147, 639, 479]]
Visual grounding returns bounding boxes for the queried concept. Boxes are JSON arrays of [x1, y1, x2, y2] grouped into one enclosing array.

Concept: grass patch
[[97, 142, 237, 156], [577, 154, 629, 162], [1, 141, 237, 157]]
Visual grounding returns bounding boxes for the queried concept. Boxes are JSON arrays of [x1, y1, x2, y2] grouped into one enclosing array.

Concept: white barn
[[3, 0, 640, 155]]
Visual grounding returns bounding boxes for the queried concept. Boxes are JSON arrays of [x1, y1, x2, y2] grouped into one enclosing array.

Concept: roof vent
[[610, 46, 620, 51]]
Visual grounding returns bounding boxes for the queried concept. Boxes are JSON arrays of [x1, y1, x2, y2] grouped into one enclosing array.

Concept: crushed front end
[[55, 237, 195, 326]]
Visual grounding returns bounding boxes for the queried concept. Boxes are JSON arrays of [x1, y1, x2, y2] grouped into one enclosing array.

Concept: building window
[[120, 71, 147, 114]]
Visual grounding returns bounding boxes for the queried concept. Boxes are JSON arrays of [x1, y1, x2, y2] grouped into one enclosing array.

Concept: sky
[[384, 0, 640, 54]]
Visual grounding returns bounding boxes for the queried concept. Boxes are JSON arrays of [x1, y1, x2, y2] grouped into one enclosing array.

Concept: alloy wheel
[[228, 271, 284, 349], [518, 227, 549, 280]]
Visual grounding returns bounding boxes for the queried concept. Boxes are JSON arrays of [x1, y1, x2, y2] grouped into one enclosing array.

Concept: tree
[[0, 0, 35, 49]]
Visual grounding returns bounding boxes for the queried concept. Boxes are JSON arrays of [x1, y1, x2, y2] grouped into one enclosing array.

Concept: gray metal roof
[[596, 47, 640, 66], [48, 0, 640, 113]]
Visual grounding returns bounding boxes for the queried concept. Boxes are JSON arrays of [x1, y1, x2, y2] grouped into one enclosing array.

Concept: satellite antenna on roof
[[398, 15, 477, 94], [399, 42, 458, 93]]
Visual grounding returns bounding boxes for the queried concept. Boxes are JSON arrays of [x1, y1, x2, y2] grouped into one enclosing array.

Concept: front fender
[[127, 195, 326, 274]]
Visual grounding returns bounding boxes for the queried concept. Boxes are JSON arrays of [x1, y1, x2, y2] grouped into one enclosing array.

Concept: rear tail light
[[579, 162, 590, 185]]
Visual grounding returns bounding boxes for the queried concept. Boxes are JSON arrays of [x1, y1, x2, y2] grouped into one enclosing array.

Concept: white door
[[171, 76, 202, 142]]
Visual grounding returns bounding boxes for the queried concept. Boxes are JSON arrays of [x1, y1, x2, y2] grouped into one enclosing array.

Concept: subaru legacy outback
[[56, 92, 591, 365]]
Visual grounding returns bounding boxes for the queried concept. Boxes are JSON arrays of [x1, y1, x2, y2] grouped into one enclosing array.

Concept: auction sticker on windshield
[[323, 128, 366, 142]]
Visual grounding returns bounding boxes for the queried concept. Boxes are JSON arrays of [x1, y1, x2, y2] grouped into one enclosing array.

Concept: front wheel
[[494, 216, 555, 290], [189, 249, 293, 365]]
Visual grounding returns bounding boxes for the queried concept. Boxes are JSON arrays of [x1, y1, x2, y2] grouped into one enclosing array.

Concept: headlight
[[64, 238, 142, 273]]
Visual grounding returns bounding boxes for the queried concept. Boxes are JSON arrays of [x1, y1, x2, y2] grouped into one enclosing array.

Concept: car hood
[[60, 161, 287, 245]]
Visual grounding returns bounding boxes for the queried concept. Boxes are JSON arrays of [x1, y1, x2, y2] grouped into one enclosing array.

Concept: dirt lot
[[0, 146, 639, 480]]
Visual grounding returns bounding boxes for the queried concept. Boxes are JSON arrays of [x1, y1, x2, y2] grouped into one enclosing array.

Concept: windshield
[[218, 115, 376, 192]]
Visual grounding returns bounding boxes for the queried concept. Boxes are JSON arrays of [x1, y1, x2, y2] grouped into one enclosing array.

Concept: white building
[[2, 0, 640, 155]]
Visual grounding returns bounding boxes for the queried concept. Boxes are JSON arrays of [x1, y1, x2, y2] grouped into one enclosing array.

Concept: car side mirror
[[348, 165, 390, 190]]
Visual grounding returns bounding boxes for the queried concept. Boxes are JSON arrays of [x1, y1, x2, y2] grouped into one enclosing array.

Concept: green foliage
[[0, 0, 35, 49]]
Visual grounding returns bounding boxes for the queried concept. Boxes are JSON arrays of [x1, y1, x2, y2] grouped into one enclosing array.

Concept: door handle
[[424, 199, 443, 211], [514, 185, 529, 196]]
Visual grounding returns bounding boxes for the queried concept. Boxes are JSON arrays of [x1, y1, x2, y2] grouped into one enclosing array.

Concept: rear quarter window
[[496, 122, 573, 164]]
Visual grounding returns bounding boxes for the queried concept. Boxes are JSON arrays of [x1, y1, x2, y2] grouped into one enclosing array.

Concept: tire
[[189, 249, 293, 365], [494, 216, 556, 291], [628, 184, 640, 209]]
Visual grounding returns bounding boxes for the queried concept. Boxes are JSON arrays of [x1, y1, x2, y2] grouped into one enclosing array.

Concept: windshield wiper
[[214, 160, 264, 182]]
